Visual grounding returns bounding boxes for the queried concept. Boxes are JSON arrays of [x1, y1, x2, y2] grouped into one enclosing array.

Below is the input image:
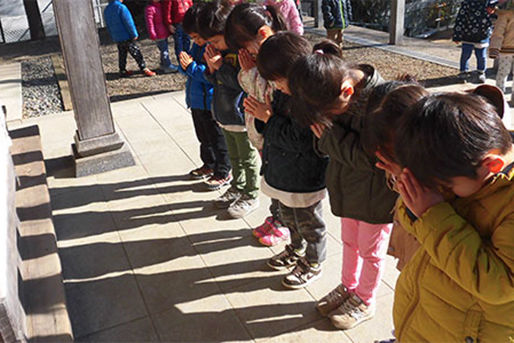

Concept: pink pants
[[341, 217, 392, 306]]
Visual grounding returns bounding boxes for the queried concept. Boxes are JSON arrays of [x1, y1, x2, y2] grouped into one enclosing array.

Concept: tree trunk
[[23, 0, 45, 40]]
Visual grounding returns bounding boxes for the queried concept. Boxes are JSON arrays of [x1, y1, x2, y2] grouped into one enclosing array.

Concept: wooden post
[[389, 0, 405, 45], [53, 0, 134, 177], [315, 0, 323, 28]]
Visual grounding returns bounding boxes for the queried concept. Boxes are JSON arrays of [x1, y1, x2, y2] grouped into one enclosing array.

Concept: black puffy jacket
[[321, 0, 351, 29]]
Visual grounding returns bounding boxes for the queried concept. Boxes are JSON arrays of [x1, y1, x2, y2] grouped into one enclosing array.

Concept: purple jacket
[[145, 2, 170, 41]]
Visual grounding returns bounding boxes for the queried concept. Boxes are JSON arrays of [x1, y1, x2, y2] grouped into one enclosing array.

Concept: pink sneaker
[[259, 226, 290, 247], [252, 216, 274, 238]]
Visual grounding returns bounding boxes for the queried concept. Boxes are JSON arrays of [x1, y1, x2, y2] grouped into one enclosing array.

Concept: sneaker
[[316, 284, 351, 317], [476, 71, 486, 84], [259, 226, 290, 247], [252, 216, 275, 238], [143, 68, 156, 77], [458, 71, 470, 82], [120, 70, 133, 77], [282, 258, 322, 289], [226, 194, 260, 219], [329, 293, 375, 330], [214, 187, 241, 209], [161, 64, 179, 74], [189, 166, 214, 180], [374, 339, 396, 343], [204, 174, 233, 190], [267, 244, 305, 270]]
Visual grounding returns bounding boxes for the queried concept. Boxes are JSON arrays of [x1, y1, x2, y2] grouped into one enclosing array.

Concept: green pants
[[222, 129, 260, 199]]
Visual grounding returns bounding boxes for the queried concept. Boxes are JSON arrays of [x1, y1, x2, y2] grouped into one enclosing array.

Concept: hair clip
[[314, 49, 324, 55]]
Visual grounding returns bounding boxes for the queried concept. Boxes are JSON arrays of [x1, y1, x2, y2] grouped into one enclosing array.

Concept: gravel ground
[[19, 32, 460, 118], [21, 57, 64, 118]]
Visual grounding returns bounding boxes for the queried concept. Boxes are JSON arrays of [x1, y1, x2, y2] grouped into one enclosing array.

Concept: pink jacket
[[265, 0, 303, 35], [145, 2, 170, 41]]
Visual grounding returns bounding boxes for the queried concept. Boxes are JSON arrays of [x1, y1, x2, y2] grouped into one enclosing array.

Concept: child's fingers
[[397, 181, 413, 208], [400, 170, 418, 200]]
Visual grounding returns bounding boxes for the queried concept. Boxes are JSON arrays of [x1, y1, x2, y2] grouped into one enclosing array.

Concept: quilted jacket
[[393, 164, 514, 342], [145, 2, 170, 41], [321, 0, 351, 30], [104, 0, 138, 42]]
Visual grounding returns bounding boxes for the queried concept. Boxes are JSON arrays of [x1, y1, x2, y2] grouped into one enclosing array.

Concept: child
[[225, 3, 289, 245], [197, 2, 261, 219], [321, 0, 351, 47], [179, 4, 232, 183], [489, 1, 514, 100], [145, 0, 178, 73], [392, 92, 514, 343], [163, 0, 193, 61], [244, 32, 329, 288], [453, 0, 498, 83], [104, 0, 156, 77], [264, 0, 304, 35], [288, 43, 398, 329]]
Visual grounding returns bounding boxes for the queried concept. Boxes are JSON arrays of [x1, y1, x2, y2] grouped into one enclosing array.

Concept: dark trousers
[[117, 40, 146, 72], [278, 200, 327, 264], [191, 109, 231, 178]]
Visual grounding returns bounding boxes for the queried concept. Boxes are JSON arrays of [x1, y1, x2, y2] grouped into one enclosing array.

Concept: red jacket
[[162, 0, 193, 26]]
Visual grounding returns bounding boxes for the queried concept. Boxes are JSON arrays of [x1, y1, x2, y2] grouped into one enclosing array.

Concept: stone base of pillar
[[74, 131, 124, 157], [72, 142, 135, 177]]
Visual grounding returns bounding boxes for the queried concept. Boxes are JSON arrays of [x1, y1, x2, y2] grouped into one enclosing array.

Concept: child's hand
[[243, 95, 272, 122], [204, 44, 223, 71], [168, 25, 175, 34], [310, 123, 327, 139], [133, 36, 139, 41], [397, 168, 444, 218], [376, 151, 402, 177], [179, 51, 193, 70], [238, 49, 256, 71]]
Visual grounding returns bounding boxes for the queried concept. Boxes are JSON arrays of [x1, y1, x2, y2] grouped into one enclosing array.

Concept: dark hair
[[256, 32, 311, 80], [288, 40, 359, 126], [395, 92, 513, 187], [224, 3, 287, 51], [197, 1, 233, 39], [363, 82, 428, 162], [183, 2, 204, 35]]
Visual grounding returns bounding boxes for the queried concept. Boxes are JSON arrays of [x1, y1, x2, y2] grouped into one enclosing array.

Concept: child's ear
[[257, 26, 274, 40], [340, 81, 354, 101], [482, 155, 505, 174]]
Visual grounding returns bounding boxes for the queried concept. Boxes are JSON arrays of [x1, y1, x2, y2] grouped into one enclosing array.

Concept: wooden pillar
[[389, 0, 405, 45], [53, 0, 134, 177], [315, 0, 323, 28]]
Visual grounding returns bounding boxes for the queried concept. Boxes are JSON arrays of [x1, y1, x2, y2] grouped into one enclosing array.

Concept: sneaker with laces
[[204, 174, 233, 190], [214, 187, 241, 209], [259, 226, 290, 247], [329, 293, 375, 330], [226, 194, 260, 219], [143, 68, 156, 77], [189, 166, 214, 180], [316, 284, 350, 317], [457, 71, 470, 82], [476, 71, 486, 84], [252, 216, 275, 238], [267, 244, 305, 270], [282, 258, 322, 289]]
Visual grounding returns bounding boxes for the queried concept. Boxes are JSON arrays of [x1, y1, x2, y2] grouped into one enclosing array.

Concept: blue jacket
[[258, 91, 328, 193], [181, 44, 213, 110], [104, 0, 138, 43], [321, 0, 351, 29], [453, 0, 498, 43], [205, 50, 245, 126]]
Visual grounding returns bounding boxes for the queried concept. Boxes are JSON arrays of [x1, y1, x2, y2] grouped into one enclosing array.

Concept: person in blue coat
[[321, 0, 352, 47], [179, 4, 231, 182], [104, 0, 155, 77]]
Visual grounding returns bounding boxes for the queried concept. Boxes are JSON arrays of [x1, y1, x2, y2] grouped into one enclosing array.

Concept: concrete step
[[0, 63, 23, 124], [9, 125, 73, 342]]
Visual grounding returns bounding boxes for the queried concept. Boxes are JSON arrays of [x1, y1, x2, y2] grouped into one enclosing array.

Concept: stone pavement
[[10, 91, 400, 342]]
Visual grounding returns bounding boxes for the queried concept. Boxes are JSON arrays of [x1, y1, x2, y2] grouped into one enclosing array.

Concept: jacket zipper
[[396, 251, 430, 341]]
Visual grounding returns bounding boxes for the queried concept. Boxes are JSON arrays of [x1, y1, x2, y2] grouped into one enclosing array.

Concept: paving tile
[[381, 255, 401, 291], [152, 293, 251, 342], [342, 291, 395, 343], [259, 318, 350, 343], [225, 277, 320, 340], [76, 317, 158, 342], [58, 231, 130, 281], [65, 273, 148, 339]]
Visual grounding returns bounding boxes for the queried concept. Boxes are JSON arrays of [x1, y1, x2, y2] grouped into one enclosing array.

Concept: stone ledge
[[9, 125, 73, 342]]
